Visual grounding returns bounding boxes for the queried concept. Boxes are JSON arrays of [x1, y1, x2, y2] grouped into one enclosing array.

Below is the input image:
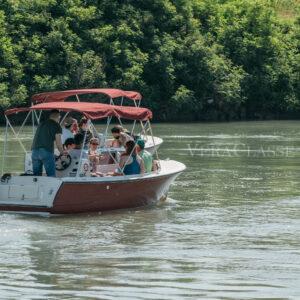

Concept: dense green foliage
[[0, 0, 299, 121]]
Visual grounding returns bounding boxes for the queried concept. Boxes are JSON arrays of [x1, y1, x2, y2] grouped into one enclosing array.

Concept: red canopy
[[5, 102, 152, 121], [31, 89, 142, 103]]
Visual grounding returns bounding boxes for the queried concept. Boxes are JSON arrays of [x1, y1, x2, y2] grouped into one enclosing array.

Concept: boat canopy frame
[[31, 88, 142, 105], [2, 102, 159, 177], [32, 89, 143, 136]]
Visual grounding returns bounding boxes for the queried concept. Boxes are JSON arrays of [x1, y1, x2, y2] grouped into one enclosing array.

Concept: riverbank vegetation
[[0, 0, 299, 121]]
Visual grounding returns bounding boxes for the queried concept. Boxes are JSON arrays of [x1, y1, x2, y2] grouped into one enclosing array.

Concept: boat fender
[[1, 173, 11, 183]]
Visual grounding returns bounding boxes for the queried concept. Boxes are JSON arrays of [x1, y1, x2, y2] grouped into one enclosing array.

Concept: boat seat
[[96, 163, 119, 174]]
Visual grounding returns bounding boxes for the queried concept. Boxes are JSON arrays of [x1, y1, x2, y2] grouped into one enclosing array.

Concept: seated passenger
[[136, 139, 153, 173], [71, 118, 79, 134], [78, 117, 93, 146], [88, 137, 100, 172], [118, 140, 145, 175], [111, 126, 133, 148], [68, 133, 88, 161], [61, 116, 75, 144], [64, 137, 75, 151]]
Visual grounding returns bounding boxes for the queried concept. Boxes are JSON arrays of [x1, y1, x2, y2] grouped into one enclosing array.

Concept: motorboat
[[0, 102, 185, 214], [30, 88, 163, 154]]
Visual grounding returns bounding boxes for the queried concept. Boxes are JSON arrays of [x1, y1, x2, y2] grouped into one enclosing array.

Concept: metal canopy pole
[[59, 93, 79, 126], [147, 120, 160, 169], [5, 116, 27, 154], [37, 111, 42, 123], [60, 112, 70, 126], [131, 120, 137, 135], [100, 117, 121, 166], [104, 116, 112, 145], [117, 116, 123, 127], [103, 97, 113, 144], [100, 116, 108, 147], [121, 141, 138, 174], [86, 114, 123, 169], [16, 111, 31, 138], [139, 120, 148, 141], [120, 120, 145, 174], [33, 110, 41, 131], [1, 119, 8, 175], [76, 122, 88, 178], [130, 99, 141, 134], [32, 107, 35, 136]]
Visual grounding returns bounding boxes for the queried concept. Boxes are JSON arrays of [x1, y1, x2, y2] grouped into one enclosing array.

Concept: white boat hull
[[0, 160, 185, 214]]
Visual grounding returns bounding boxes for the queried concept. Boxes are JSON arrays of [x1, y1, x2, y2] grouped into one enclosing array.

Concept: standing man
[[31, 109, 65, 177]]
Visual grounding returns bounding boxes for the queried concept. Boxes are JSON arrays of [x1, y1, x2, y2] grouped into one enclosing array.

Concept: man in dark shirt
[[31, 109, 65, 177]]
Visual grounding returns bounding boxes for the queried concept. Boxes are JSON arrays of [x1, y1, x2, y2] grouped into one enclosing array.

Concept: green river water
[[0, 121, 299, 299]]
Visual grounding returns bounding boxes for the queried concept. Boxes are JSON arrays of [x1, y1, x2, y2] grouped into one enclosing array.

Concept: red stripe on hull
[[51, 174, 177, 214]]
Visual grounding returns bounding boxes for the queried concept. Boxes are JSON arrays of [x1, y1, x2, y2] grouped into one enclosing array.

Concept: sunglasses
[[91, 142, 99, 145]]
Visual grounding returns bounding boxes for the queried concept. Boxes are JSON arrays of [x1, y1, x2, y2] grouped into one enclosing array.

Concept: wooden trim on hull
[[50, 173, 178, 214]]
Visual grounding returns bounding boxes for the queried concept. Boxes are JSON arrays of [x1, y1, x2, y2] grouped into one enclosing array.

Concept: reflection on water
[[1, 121, 300, 299]]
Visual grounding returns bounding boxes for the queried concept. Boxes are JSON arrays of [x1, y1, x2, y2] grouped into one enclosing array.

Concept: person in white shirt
[[61, 116, 75, 144]]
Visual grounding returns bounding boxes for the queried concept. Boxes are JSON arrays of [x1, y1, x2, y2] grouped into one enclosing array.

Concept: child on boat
[[88, 137, 101, 172]]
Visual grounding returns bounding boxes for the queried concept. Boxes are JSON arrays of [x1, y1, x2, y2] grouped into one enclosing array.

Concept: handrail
[[1, 121, 8, 175]]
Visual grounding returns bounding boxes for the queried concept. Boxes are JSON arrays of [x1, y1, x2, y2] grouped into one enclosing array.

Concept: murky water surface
[[0, 121, 300, 299]]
